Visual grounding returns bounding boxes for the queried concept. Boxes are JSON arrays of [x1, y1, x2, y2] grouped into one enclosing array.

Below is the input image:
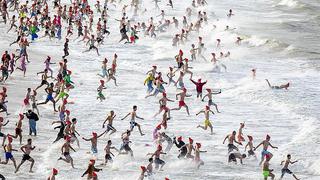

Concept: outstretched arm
[[121, 113, 130, 120]]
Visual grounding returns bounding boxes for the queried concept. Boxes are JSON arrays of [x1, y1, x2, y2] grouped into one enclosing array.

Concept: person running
[[121, 105, 145, 136], [202, 88, 221, 113], [194, 143, 206, 169], [244, 135, 256, 158], [254, 135, 278, 165], [15, 138, 35, 173], [103, 140, 119, 165], [82, 130, 107, 154], [160, 132, 173, 153], [37, 83, 58, 112], [196, 106, 214, 134], [171, 88, 191, 115], [190, 78, 207, 99], [147, 145, 166, 171], [154, 92, 174, 118], [237, 122, 245, 143], [0, 117, 9, 146], [102, 110, 117, 135], [81, 159, 102, 179], [0, 136, 17, 169], [58, 136, 76, 168], [223, 131, 242, 153], [97, 80, 106, 101], [262, 154, 275, 180], [280, 154, 300, 180], [47, 168, 58, 180], [8, 114, 24, 144], [265, 79, 289, 90], [119, 130, 133, 157], [138, 166, 147, 180], [173, 136, 187, 158]]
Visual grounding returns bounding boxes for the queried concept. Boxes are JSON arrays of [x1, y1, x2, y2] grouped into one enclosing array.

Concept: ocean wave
[[277, 0, 304, 8]]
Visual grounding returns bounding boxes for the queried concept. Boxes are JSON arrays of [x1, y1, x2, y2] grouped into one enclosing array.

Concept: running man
[[104, 140, 119, 165], [171, 88, 191, 115], [147, 145, 166, 171], [244, 135, 256, 158], [202, 88, 221, 113], [0, 136, 17, 169], [280, 154, 300, 180], [58, 136, 76, 168], [262, 154, 275, 180], [196, 106, 214, 134], [102, 110, 117, 135], [223, 131, 242, 153], [254, 135, 278, 165], [82, 131, 107, 154], [121, 105, 145, 136], [15, 138, 35, 173], [37, 83, 58, 112]]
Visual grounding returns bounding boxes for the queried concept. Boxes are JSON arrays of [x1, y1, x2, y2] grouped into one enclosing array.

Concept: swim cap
[[182, 88, 187, 92], [100, 80, 105, 84], [89, 159, 95, 164], [165, 178, 170, 180], [92, 132, 97, 138], [179, 49, 183, 55], [140, 166, 146, 171], [162, 92, 167, 97], [157, 145, 162, 150], [156, 124, 162, 130], [247, 135, 253, 141], [177, 136, 182, 141], [184, 58, 189, 62], [52, 168, 58, 175], [198, 79, 201, 82], [19, 114, 24, 120], [206, 88, 211, 92], [189, 137, 193, 143], [65, 110, 70, 115], [67, 70, 72, 74], [205, 106, 210, 110], [196, 143, 201, 148]]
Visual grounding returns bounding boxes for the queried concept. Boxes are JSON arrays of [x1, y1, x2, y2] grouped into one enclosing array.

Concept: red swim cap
[[177, 136, 182, 141], [157, 145, 162, 150], [140, 166, 146, 171], [65, 110, 70, 115], [162, 92, 167, 97], [92, 132, 97, 138], [189, 137, 193, 143], [205, 106, 210, 110], [206, 88, 211, 92], [156, 124, 162, 130], [19, 114, 24, 120], [196, 143, 201, 148], [100, 80, 105, 84], [89, 159, 95, 164], [52, 168, 58, 175], [182, 88, 187, 92], [247, 135, 253, 141]]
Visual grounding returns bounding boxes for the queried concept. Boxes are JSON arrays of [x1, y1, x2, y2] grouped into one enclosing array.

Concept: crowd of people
[[0, 0, 297, 180]]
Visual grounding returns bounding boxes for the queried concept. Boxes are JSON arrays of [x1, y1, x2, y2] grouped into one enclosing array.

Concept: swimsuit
[[91, 146, 98, 154], [179, 100, 186, 107], [204, 119, 212, 127], [22, 154, 31, 161], [107, 124, 115, 131], [5, 152, 13, 159], [263, 170, 269, 178], [46, 94, 54, 101], [261, 149, 270, 158]]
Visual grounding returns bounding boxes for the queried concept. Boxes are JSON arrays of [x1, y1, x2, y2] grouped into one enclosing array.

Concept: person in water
[[280, 154, 300, 180], [265, 79, 289, 90]]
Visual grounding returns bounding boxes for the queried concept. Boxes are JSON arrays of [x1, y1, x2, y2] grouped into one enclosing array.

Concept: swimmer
[[196, 106, 214, 134], [265, 79, 289, 90], [280, 154, 300, 180], [254, 135, 278, 165]]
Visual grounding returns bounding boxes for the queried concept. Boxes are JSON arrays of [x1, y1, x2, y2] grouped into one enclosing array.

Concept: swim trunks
[[5, 152, 13, 159], [179, 101, 186, 107], [22, 154, 31, 161], [204, 119, 212, 127]]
